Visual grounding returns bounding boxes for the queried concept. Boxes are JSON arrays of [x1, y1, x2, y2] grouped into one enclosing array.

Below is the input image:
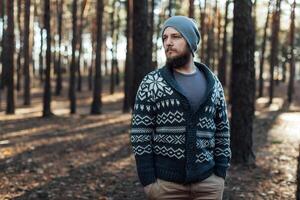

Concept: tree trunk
[[0, 0, 4, 109], [109, 0, 116, 94], [205, 14, 214, 69], [30, 0, 35, 77], [147, 0, 154, 69], [281, 46, 287, 83], [5, 0, 15, 114], [104, 36, 108, 76], [115, 2, 121, 86], [211, 0, 218, 69], [268, 0, 281, 104], [123, 0, 133, 113], [89, 34, 94, 91], [55, 0, 63, 95], [231, 0, 255, 165], [16, 0, 22, 91], [199, 0, 207, 60], [101, 17, 108, 76], [287, 0, 295, 104], [216, 1, 221, 67], [42, 0, 52, 117], [88, 50, 93, 91], [91, 0, 103, 114], [69, 0, 77, 114], [0, 0, 6, 90], [132, 0, 149, 109], [89, 17, 96, 91], [258, 0, 271, 98], [153, 11, 163, 66], [189, 0, 194, 18], [39, 25, 44, 82], [168, 0, 173, 17], [23, 0, 31, 105], [52, 32, 56, 75], [76, 0, 87, 92], [217, 0, 229, 86]]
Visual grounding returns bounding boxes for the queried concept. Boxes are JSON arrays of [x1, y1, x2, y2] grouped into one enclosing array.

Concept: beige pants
[[145, 173, 224, 200]]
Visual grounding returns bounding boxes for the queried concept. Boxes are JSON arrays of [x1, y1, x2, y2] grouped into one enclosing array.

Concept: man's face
[[162, 27, 191, 69]]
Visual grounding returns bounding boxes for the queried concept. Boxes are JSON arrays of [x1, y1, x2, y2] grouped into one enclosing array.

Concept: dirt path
[[224, 81, 300, 200], [0, 81, 299, 200], [224, 108, 300, 200]]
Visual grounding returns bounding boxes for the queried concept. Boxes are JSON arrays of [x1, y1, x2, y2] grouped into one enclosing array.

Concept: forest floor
[[0, 78, 300, 200]]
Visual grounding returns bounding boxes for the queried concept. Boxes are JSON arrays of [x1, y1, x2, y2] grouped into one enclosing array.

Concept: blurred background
[[0, 0, 299, 199]]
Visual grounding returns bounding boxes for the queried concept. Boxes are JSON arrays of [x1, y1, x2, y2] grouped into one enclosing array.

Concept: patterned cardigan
[[130, 62, 231, 186]]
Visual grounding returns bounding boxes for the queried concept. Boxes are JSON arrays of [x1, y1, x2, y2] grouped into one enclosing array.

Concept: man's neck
[[173, 57, 196, 74]]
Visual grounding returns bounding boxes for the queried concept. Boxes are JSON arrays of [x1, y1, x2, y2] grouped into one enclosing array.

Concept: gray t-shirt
[[173, 67, 207, 112]]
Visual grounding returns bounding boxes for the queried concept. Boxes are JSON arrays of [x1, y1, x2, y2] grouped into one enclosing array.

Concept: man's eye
[[174, 35, 181, 38]]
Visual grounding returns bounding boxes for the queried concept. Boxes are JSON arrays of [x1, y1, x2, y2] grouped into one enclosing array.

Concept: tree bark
[[115, 1, 121, 86], [205, 9, 214, 69], [281, 46, 287, 82], [91, 0, 103, 114], [147, 0, 154, 70], [23, 0, 31, 105], [123, 0, 133, 113], [16, 0, 22, 91], [258, 0, 271, 98], [268, 0, 281, 104], [69, 0, 77, 114], [0, 0, 4, 109], [287, 0, 295, 104], [216, 1, 221, 67], [109, 0, 116, 94], [231, 0, 255, 165], [39, 25, 44, 82], [189, 0, 194, 18], [199, 0, 207, 61], [76, 0, 87, 92], [89, 17, 97, 91], [89, 33, 94, 91], [132, 0, 149, 109], [42, 0, 52, 117], [218, 0, 230, 86], [153, 11, 163, 66], [168, 0, 173, 17], [55, 0, 63, 95], [5, 0, 15, 114], [0, 0, 6, 90]]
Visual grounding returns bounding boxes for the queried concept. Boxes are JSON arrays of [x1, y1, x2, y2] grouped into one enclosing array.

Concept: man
[[130, 16, 231, 200]]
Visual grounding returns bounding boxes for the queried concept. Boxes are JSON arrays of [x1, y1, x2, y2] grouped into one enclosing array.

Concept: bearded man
[[130, 16, 231, 200]]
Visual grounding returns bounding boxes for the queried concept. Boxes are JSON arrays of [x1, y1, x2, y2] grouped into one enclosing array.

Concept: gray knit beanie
[[162, 16, 201, 56]]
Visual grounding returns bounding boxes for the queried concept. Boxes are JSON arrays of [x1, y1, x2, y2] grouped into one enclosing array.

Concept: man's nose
[[165, 37, 173, 46]]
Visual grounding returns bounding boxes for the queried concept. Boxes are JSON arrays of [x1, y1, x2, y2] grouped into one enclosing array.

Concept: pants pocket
[[191, 174, 225, 200], [146, 182, 160, 200], [195, 173, 225, 191], [211, 173, 225, 187]]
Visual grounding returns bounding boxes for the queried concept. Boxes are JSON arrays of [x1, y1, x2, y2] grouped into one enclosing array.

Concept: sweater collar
[[159, 62, 216, 99]]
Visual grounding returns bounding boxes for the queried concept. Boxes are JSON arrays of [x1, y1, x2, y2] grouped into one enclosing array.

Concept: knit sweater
[[130, 62, 231, 186]]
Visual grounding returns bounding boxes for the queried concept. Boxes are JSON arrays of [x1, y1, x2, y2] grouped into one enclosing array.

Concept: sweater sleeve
[[213, 81, 231, 179], [130, 74, 156, 186]]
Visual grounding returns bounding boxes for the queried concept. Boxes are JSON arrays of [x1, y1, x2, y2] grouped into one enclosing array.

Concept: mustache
[[166, 47, 177, 52]]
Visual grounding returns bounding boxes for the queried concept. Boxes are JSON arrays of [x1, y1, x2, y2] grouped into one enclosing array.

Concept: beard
[[165, 47, 191, 70]]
